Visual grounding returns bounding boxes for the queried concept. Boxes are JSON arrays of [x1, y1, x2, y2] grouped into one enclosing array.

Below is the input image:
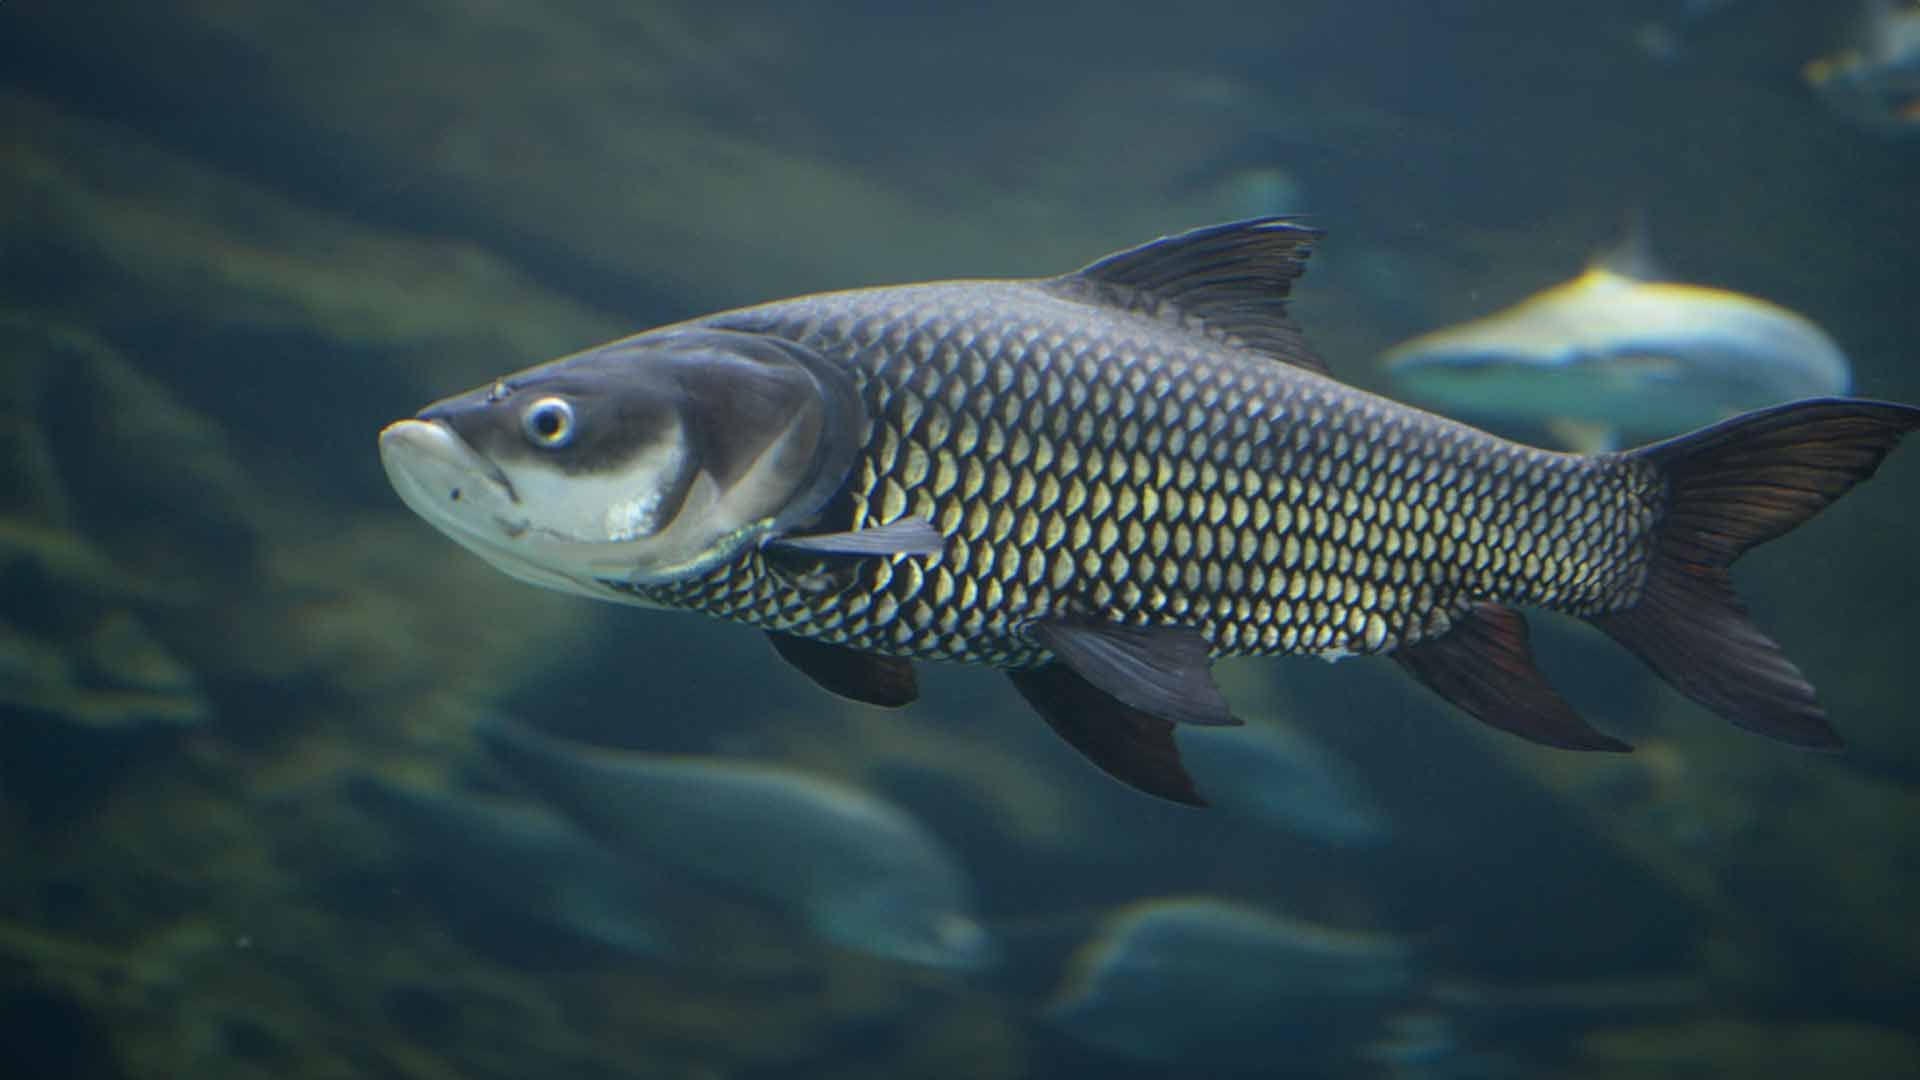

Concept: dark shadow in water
[[0, 988, 131, 1080]]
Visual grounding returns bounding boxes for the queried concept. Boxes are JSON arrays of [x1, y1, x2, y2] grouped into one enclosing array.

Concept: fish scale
[[627, 281, 1660, 666]]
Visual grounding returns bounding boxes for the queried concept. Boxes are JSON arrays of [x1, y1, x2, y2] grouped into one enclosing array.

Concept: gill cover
[[417, 327, 865, 588]]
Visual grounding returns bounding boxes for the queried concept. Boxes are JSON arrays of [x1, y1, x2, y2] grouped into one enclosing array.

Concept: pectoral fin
[[1392, 603, 1631, 751], [1007, 664, 1206, 806], [766, 632, 918, 708], [1028, 618, 1237, 727], [763, 517, 943, 557]]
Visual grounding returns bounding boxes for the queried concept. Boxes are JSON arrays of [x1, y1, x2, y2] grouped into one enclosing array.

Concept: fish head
[[379, 328, 864, 600], [814, 887, 999, 972]]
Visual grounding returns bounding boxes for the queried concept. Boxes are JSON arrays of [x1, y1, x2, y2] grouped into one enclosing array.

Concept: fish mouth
[[379, 418, 634, 601], [378, 418, 527, 543]]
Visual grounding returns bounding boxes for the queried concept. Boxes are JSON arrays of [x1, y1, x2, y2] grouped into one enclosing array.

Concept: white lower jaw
[[379, 419, 622, 603], [379, 419, 518, 533]]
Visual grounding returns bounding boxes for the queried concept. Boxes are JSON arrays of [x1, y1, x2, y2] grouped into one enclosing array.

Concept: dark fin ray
[[1593, 397, 1920, 746], [765, 632, 917, 708], [1046, 218, 1328, 374], [1590, 565, 1833, 746], [1030, 618, 1237, 727], [1007, 664, 1206, 806], [1394, 604, 1631, 752], [1626, 398, 1920, 564], [763, 517, 943, 557]]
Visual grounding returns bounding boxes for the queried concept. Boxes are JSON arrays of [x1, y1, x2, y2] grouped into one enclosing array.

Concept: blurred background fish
[[1176, 720, 1393, 847], [1381, 222, 1852, 452], [1631, 0, 1745, 64], [1045, 896, 1415, 1071], [1804, 0, 1920, 137], [344, 772, 674, 960], [476, 717, 996, 972]]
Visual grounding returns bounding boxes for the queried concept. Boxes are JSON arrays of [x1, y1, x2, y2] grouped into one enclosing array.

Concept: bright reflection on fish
[[1804, 0, 1920, 138], [475, 718, 994, 971], [1176, 721, 1392, 847], [1047, 896, 1414, 1069], [1382, 238, 1851, 452], [345, 772, 671, 958]]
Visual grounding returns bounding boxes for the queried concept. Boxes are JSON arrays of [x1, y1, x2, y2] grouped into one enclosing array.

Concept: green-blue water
[[3, 2, 1918, 1077]]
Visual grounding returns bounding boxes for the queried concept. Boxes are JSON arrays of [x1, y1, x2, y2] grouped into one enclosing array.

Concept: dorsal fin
[[1046, 218, 1328, 374], [1591, 207, 1666, 281]]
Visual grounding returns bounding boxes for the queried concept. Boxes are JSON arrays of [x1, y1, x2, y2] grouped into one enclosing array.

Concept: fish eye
[[522, 396, 576, 448]]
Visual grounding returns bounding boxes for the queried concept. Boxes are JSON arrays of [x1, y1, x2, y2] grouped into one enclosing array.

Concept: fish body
[[382, 219, 1920, 806], [474, 718, 993, 970], [1382, 264, 1851, 450], [625, 276, 1652, 660], [1177, 721, 1392, 846], [1805, 0, 1920, 137], [1046, 896, 1413, 1067], [345, 772, 671, 957]]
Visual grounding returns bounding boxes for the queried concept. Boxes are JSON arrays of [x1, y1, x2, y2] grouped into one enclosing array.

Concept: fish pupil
[[521, 397, 575, 446]]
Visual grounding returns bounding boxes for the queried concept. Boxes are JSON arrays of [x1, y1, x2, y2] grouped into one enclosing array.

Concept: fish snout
[[379, 418, 520, 526]]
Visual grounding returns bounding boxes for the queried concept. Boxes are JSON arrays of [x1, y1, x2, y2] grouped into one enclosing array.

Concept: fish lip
[[378, 418, 525, 532], [381, 419, 637, 603]]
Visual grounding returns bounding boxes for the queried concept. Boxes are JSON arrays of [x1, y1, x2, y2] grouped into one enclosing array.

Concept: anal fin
[[1008, 663, 1207, 806], [766, 632, 917, 708], [1393, 604, 1631, 752]]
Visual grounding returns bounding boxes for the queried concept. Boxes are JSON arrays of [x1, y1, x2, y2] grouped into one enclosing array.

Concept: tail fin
[[1590, 398, 1920, 747]]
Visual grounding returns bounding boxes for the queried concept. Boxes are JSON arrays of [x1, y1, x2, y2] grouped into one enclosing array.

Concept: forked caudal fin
[[1592, 398, 1920, 748]]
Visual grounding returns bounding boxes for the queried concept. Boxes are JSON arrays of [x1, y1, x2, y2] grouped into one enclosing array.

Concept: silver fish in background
[[1177, 720, 1392, 847], [381, 219, 1920, 806], [1382, 233, 1851, 453], [1632, 0, 1745, 64], [1805, 0, 1920, 138], [1045, 896, 1414, 1069], [474, 718, 993, 971], [345, 772, 672, 958]]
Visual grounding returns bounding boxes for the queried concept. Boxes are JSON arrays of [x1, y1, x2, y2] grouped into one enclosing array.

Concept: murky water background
[[3, 2, 1918, 1077]]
